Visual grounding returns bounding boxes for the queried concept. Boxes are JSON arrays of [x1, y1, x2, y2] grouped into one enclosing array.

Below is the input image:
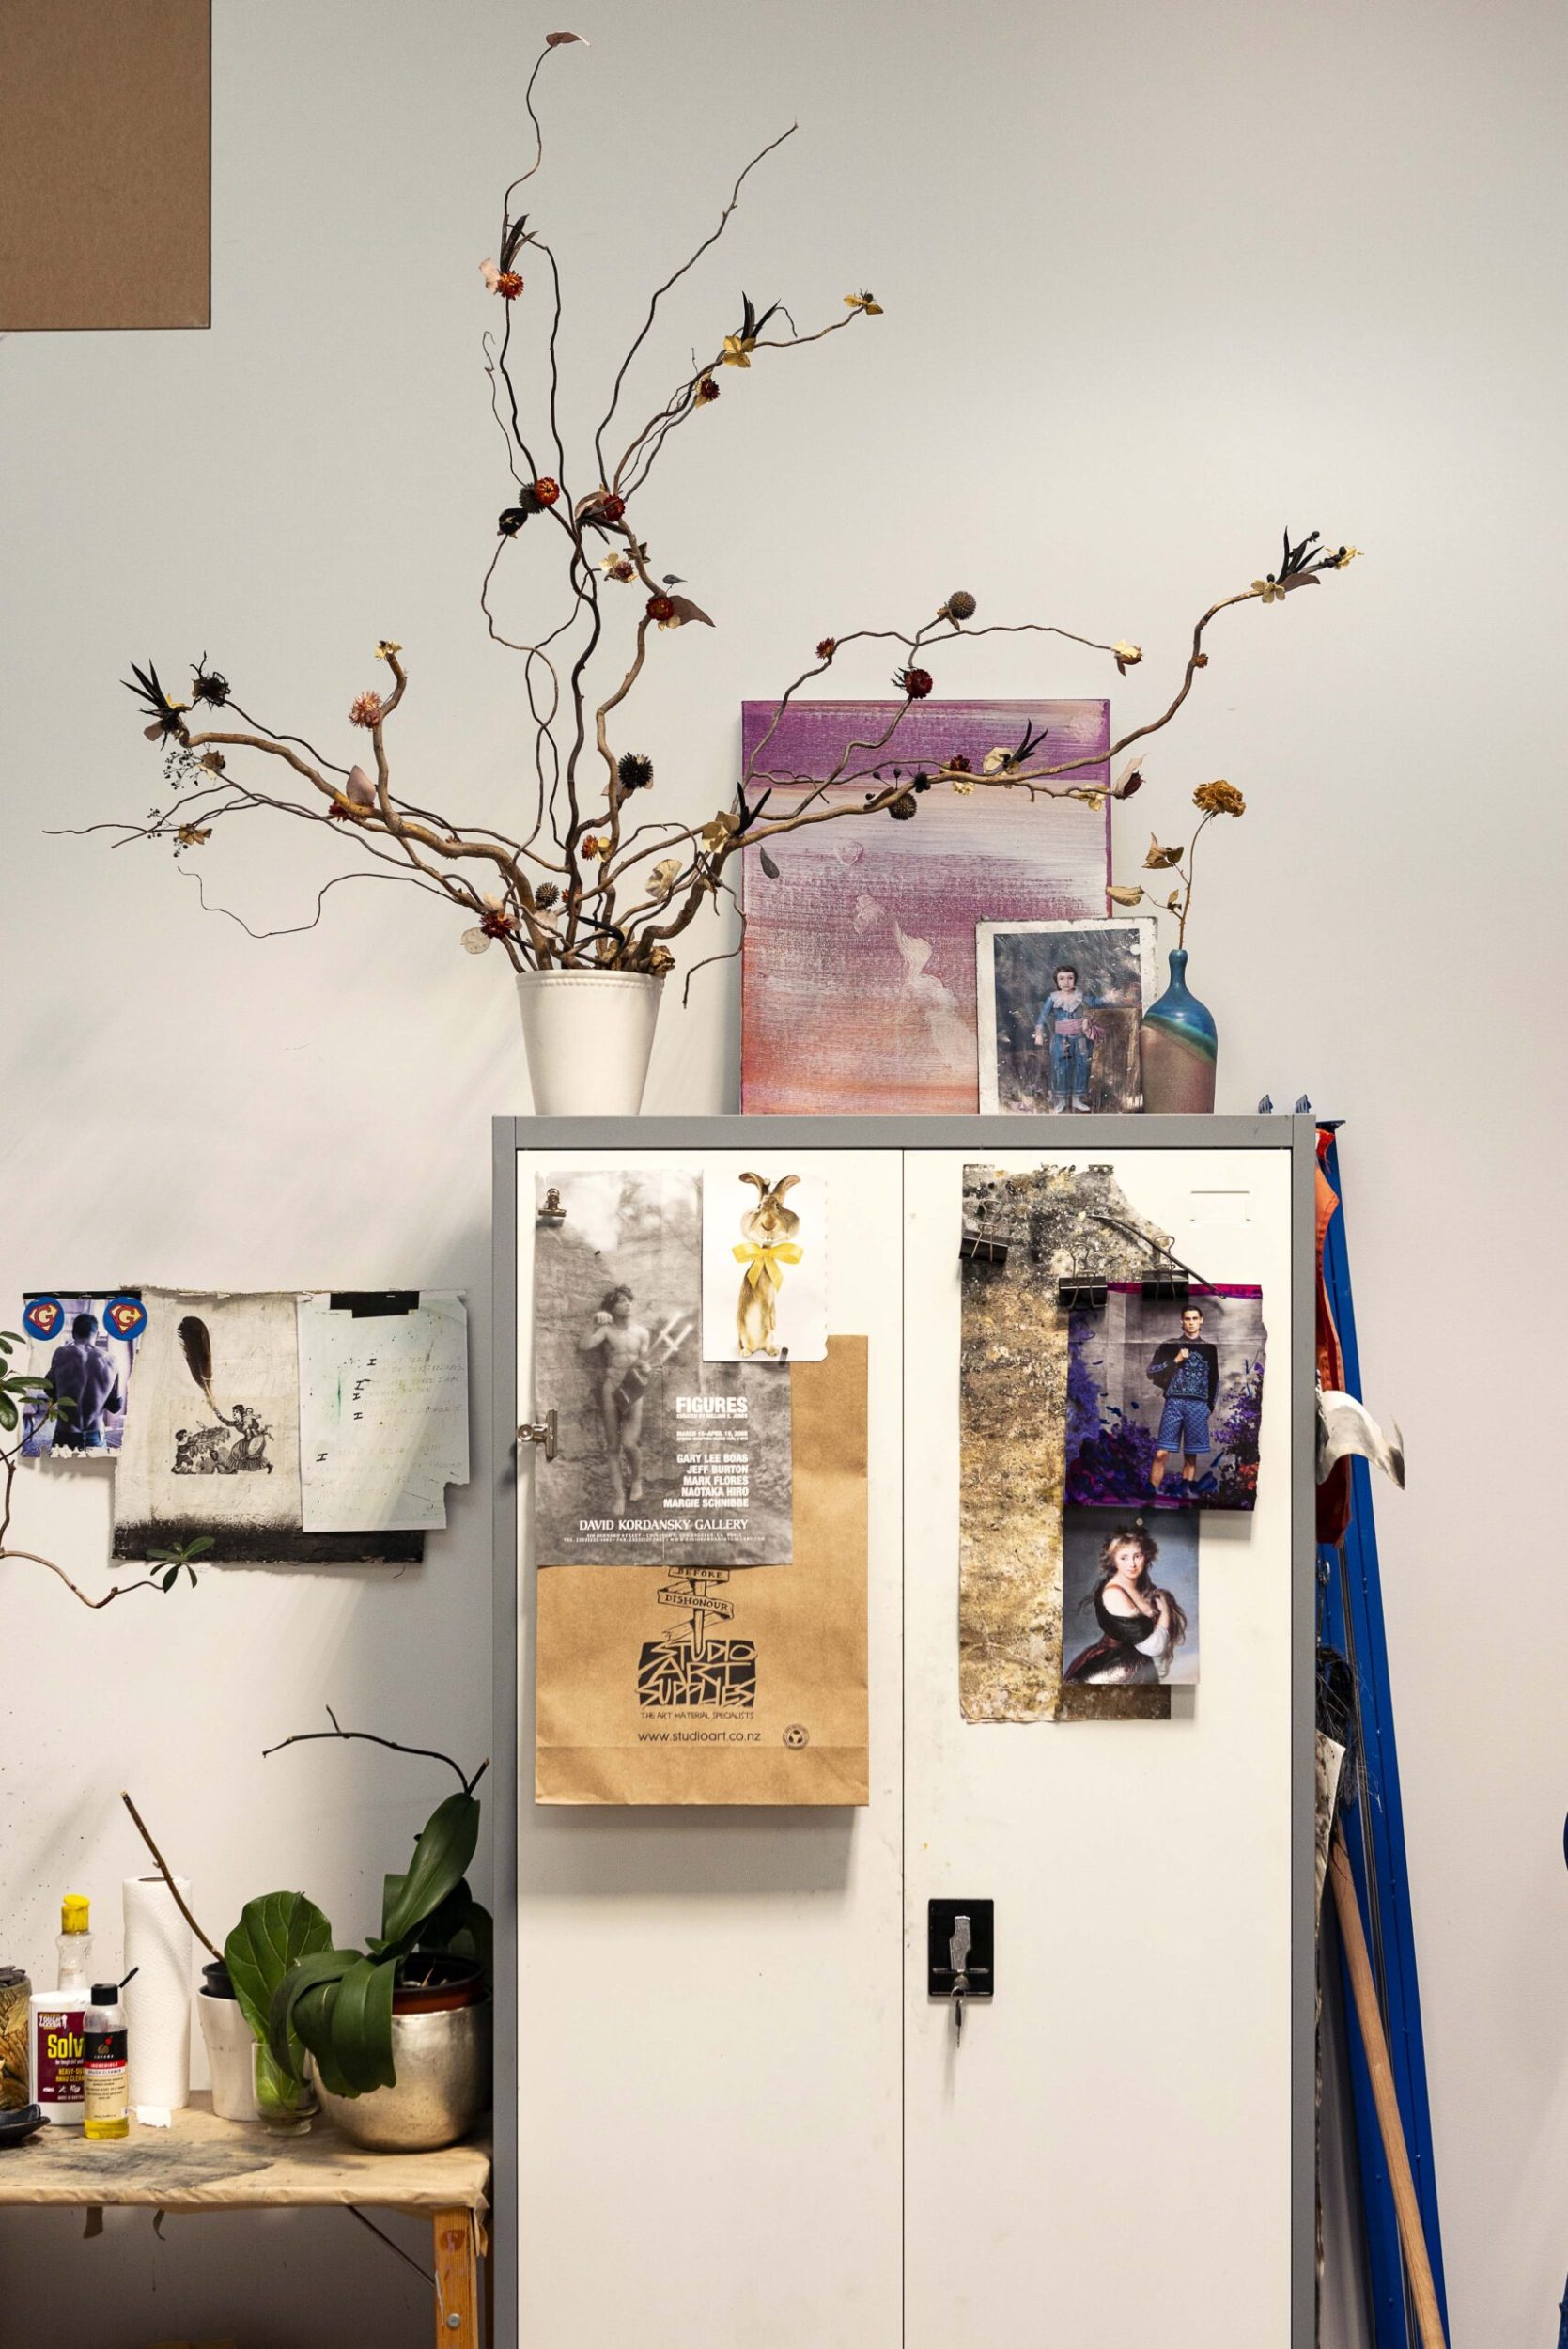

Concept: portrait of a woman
[[1063, 1521, 1190, 1686]]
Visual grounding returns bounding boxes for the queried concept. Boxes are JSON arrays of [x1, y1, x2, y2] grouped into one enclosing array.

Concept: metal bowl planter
[[312, 1958, 490, 2153]]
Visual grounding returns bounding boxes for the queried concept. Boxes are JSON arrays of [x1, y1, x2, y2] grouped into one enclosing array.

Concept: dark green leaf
[[268, 1946, 357, 2083], [380, 1792, 480, 1945], [226, 1891, 334, 2055], [0, 1398, 16, 1433], [326, 1952, 398, 2095], [161, 1565, 180, 1591]]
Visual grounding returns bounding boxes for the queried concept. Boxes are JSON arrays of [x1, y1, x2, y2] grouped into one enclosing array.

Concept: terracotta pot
[[516, 970, 664, 1114]]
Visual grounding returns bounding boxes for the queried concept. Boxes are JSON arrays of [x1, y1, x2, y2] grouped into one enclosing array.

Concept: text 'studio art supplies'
[[29, 1896, 92, 2125]]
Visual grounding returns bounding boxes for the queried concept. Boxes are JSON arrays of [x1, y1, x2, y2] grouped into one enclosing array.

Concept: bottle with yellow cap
[[30, 1896, 93, 2125]]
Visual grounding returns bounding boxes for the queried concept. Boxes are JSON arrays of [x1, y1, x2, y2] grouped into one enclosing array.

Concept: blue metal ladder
[[1316, 1128, 1449, 2346]]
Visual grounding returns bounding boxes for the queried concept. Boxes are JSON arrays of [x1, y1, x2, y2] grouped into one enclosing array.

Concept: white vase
[[195, 1993, 261, 2123], [516, 971, 665, 1115]]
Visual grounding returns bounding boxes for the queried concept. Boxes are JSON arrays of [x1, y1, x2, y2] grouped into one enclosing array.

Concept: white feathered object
[[1316, 1388, 1405, 1488]]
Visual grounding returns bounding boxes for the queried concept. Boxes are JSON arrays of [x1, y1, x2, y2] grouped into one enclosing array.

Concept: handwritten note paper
[[297, 1294, 470, 1534]]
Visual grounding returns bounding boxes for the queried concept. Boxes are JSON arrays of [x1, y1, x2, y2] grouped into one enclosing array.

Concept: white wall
[[1, 0, 1561, 2341]]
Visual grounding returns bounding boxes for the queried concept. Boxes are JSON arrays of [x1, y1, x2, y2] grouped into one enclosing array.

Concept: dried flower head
[[1329, 545, 1362, 568], [480, 905, 519, 937], [951, 776, 975, 795], [845, 291, 884, 315], [942, 589, 977, 622], [644, 945, 675, 975], [945, 754, 972, 774], [700, 810, 739, 852], [599, 492, 627, 522], [695, 374, 720, 404], [176, 823, 211, 847], [645, 594, 675, 625], [599, 551, 636, 582], [815, 636, 836, 661], [533, 477, 561, 507], [349, 691, 383, 728], [1192, 778, 1246, 817], [722, 335, 755, 368], [580, 834, 607, 859], [1251, 578, 1287, 604], [534, 882, 559, 910], [374, 639, 402, 661], [897, 666, 934, 699], [617, 751, 655, 792], [190, 662, 230, 707], [199, 750, 226, 774], [481, 258, 524, 298], [648, 857, 683, 897], [887, 790, 918, 820], [1113, 641, 1142, 674]]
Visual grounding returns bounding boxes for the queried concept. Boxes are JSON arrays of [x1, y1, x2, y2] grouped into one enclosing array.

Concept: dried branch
[[262, 1706, 489, 1798], [120, 1792, 223, 1961]]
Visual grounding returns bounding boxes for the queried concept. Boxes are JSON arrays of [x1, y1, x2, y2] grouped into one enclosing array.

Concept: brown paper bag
[[536, 1338, 868, 1805]]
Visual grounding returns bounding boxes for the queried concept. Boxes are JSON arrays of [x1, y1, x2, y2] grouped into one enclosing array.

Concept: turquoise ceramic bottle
[[1140, 947, 1217, 1112]]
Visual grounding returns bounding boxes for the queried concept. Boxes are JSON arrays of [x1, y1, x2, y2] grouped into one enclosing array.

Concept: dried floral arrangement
[[81, 38, 1356, 999], [1111, 776, 1249, 948]]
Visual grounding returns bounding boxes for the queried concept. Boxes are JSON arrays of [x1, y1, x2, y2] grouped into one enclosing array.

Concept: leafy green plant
[[225, 1889, 335, 2117], [257, 1713, 490, 2100]]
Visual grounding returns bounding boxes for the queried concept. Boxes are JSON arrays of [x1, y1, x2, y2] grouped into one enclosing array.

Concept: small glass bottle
[[82, 1983, 129, 2140]]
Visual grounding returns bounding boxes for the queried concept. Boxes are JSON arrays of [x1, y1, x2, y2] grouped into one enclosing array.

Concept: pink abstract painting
[[739, 700, 1110, 1112]]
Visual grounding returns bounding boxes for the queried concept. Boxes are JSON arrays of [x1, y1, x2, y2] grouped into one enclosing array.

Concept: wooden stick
[[1328, 1829, 1447, 2349], [119, 1791, 223, 1962], [432, 2207, 479, 2349]]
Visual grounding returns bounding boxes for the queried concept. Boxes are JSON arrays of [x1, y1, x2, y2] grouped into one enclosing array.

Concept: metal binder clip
[[1057, 1246, 1106, 1313], [517, 1409, 558, 1461], [1141, 1271, 1190, 1303], [1058, 1271, 1107, 1313], [959, 1230, 1009, 1267]]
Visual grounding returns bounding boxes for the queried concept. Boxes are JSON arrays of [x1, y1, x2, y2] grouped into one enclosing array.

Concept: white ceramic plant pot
[[517, 971, 665, 1115], [195, 1992, 261, 2123]]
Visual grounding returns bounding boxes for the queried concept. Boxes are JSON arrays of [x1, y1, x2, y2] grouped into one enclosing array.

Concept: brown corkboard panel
[[0, 0, 210, 331]]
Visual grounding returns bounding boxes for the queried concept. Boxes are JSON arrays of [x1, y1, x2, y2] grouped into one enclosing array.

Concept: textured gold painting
[[959, 1161, 1174, 1723]]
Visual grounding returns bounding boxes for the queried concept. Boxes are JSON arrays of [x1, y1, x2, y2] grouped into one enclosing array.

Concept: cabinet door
[[512, 1144, 906, 2349], [901, 1145, 1306, 2348]]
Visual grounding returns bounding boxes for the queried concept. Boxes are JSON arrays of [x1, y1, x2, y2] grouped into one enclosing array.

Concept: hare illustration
[[734, 1173, 802, 1357]]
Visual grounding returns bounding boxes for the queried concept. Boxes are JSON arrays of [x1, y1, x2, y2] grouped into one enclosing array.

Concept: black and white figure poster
[[533, 1169, 793, 1565], [1066, 1282, 1266, 1513], [1061, 1508, 1200, 1688]]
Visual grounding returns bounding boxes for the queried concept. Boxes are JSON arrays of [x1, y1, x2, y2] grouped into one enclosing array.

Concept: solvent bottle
[[30, 1895, 92, 2126], [83, 1982, 130, 2139]]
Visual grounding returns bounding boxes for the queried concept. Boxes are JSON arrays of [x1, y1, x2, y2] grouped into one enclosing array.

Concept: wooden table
[[0, 2093, 490, 2345]]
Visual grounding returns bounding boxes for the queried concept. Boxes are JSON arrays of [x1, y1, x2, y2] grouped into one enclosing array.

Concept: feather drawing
[[1316, 1388, 1405, 1488], [178, 1315, 238, 1426]]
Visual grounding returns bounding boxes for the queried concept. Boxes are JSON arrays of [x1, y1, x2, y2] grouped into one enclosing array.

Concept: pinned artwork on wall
[[1061, 1508, 1199, 1688], [701, 1171, 828, 1363], [739, 700, 1111, 1113], [1065, 1283, 1266, 1512], [108, 1286, 468, 1564], [976, 917, 1157, 1114], [297, 1293, 469, 1532], [531, 1168, 793, 1566], [20, 1293, 142, 1456]]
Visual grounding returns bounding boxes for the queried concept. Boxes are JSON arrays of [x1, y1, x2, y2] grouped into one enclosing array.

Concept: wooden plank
[[0, 2093, 489, 2212], [432, 2206, 479, 2349]]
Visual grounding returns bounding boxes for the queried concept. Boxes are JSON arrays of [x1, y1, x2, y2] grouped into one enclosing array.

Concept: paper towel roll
[[122, 1875, 193, 2113]]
